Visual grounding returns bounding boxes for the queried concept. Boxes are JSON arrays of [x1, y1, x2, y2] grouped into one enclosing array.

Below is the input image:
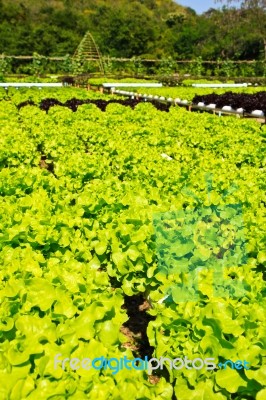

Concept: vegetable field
[[0, 88, 265, 400]]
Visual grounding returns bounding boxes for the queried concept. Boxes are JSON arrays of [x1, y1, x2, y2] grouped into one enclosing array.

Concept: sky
[[176, 0, 239, 14]]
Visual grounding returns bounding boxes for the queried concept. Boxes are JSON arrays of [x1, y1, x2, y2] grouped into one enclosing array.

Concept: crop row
[[192, 92, 266, 115], [16, 98, 170, 113], [125, 86, 266, 102]]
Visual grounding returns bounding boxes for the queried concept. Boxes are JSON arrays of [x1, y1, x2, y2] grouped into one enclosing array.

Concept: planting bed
[[123, 86, 266, 102], [112, 87, 266, 119], [192, 92, 266, 116], [0, 88, 265, 400]]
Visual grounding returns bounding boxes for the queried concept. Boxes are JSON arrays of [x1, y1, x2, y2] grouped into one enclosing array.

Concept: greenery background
[[0, 0, 265, 61]]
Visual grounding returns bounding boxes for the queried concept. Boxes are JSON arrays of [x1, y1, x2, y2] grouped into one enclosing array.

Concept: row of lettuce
[[0, 88, 265, 399]]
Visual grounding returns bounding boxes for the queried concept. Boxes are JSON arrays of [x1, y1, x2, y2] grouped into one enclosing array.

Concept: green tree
[[90, 2, 158, 57], [216, 0, 266, 59]]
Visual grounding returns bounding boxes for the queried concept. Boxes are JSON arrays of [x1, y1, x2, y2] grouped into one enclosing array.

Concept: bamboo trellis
[[72, 31, 105, 74]]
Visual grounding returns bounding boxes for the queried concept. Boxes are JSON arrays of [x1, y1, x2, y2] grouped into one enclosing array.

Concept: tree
[[216, 0, 266, 59]]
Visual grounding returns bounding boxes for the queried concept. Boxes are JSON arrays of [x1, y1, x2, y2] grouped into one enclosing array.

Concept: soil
[[121, 294, 155, 360], [39, 155, 55, 175]]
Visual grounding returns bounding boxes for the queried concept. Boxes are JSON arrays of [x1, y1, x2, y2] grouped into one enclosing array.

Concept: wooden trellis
[[73, 31, 105, 74]]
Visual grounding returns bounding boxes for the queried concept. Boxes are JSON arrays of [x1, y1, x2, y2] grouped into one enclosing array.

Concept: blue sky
[[176, 1, 239, 14]]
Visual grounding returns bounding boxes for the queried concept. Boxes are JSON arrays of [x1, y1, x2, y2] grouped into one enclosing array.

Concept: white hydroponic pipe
[[0, 83, 63, 87], [192, 83, 248, 88], [103, 83, 162, 88]]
